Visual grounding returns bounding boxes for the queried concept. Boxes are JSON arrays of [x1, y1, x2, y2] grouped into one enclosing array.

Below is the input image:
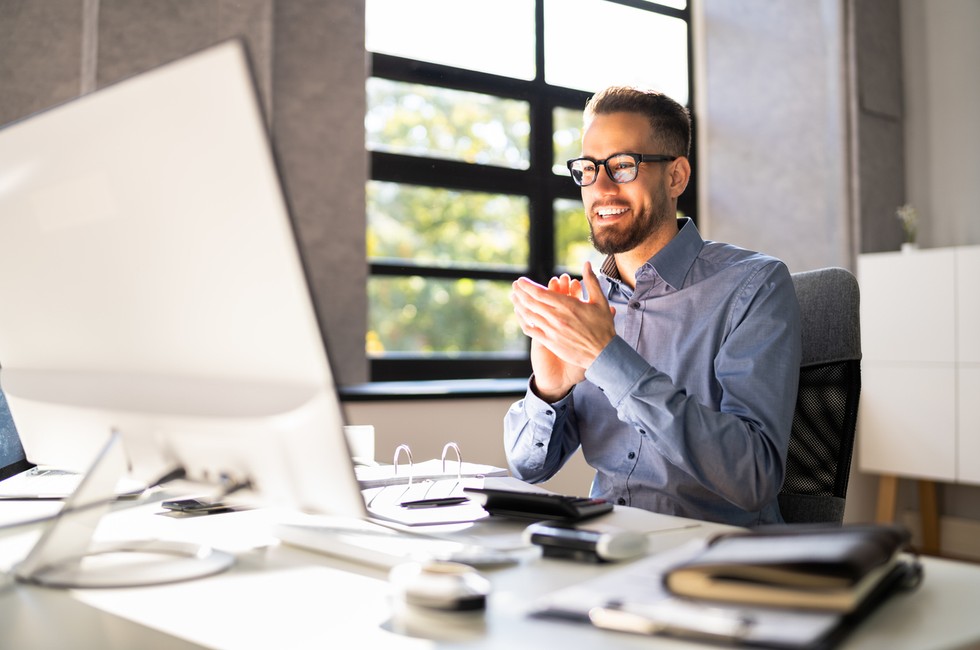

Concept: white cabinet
[[858, 246, 980, 486], [957, 248, 980, 484]]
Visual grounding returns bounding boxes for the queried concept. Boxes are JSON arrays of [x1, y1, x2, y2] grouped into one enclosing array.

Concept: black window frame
[[367, 0, 696, 382]]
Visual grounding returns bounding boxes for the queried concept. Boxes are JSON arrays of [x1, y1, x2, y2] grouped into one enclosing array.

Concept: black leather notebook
[[663, 524, 917, 612]]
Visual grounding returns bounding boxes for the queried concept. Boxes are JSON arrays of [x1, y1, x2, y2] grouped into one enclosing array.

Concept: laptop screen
[[0, 391, 32, 480]]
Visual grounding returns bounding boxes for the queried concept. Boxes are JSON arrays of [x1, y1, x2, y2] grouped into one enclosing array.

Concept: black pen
[[399, 496, 470, 509]]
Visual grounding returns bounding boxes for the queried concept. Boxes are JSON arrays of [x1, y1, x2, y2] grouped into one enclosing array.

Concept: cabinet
[[857, 246, 980, 550]]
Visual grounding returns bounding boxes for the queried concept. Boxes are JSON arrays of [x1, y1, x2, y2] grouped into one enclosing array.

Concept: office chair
[[778, 267, 861, 525]]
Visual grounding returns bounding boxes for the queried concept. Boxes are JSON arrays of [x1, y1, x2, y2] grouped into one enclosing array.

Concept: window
[[365, 0, 694, 381]]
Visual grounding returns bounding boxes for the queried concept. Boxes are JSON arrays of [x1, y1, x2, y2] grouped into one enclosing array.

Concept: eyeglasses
[[566, 152, 677, 187]]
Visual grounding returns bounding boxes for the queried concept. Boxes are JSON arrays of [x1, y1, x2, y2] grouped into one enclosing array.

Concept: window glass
[[367, 181, 529, 270], [365, 0, 536, 80], [367, 79, 530, 168], [554, 198, 603, 273], [553, 106, 585, 175], [367, 277, 525, 355], [365, 0, 691, 378], [543, 0, 689, 104]]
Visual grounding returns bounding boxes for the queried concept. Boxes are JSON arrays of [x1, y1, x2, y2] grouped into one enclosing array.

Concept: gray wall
[[0, 0, 368, 384], [694, 0, 908, 270], [695, 0, 855, 271], [852, 0, 907, 254], [902, 0, 980, 248]]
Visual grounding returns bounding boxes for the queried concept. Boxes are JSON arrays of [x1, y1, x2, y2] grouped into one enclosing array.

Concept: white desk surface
[[1, 496, 979, 650]]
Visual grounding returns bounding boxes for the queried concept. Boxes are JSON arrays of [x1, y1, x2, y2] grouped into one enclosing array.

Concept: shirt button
[[629, 301, 641, 310], [617, 497, 626, 505], [544, 409, 553, 415], [534, 442, 544, 447], [628, 451, 636, 460], [639, 429, 647, 435]]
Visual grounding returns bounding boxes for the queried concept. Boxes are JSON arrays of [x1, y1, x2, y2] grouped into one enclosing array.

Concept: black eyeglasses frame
[[566, 152, 678, 187]]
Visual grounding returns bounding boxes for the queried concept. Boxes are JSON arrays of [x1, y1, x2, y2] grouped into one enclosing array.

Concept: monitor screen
[[0, 40, 365, 518]]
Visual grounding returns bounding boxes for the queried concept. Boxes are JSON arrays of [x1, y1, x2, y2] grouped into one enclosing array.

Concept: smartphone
[[161, 497, 232, 513]]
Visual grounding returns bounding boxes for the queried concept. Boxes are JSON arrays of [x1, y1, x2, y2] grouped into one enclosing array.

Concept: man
[[504, 86, 801, 527]]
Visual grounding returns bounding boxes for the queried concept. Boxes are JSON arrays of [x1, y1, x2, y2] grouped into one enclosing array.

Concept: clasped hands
[[511, 261, 617, 402]]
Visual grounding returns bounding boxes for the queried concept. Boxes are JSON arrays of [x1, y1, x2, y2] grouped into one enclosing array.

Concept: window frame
[[367, 0, 696, 382]]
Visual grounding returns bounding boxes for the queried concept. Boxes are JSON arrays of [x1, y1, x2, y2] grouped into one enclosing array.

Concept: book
[[663, 524, 916, 612]]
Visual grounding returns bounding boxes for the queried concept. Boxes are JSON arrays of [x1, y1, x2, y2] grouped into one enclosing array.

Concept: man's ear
[[668, 156, 691, 198]]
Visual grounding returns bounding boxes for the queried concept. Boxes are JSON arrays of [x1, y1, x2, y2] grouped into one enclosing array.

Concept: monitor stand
[[13, 431, 234, 588]]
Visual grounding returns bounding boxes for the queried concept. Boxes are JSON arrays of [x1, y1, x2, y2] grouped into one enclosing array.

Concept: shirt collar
[[599, 217, 704, 291]]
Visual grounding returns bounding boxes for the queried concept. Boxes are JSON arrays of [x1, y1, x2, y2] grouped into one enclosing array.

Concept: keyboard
[[273, 515, 521, 569], [462, 487, 614, 522]]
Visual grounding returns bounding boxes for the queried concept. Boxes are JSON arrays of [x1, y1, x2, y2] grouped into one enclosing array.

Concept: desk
[[1, 498, 979, 650]]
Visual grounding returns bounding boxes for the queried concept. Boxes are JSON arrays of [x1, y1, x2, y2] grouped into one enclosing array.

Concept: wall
[[693, 0, 855, 273], [902, 0, 980, 248]]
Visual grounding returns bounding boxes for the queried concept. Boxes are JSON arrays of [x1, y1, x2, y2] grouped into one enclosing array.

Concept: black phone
[[161, 497, 232, 513]]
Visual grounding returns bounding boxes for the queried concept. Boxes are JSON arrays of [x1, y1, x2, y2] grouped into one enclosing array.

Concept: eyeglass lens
[[569, 154, 639, 186]]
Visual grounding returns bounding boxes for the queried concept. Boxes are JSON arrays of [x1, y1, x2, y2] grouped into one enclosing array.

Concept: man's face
[[581, 111, 674, 256]]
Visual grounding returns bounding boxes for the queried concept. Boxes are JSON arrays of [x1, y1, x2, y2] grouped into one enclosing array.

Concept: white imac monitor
[[0, 40, 365, 523]]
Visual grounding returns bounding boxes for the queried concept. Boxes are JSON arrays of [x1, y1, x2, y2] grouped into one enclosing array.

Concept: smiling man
[[504, 86, 802, 527]]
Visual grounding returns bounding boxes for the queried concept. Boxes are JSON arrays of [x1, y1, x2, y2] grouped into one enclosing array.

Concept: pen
[[589, 599, 754, 642], [399, 496, 470, 509]]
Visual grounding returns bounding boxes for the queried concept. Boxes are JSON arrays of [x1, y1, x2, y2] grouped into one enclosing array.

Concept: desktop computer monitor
[[0, 40, 366, 522]]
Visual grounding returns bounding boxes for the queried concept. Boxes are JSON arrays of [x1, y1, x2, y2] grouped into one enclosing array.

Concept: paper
[[363, 477, 490, 526]]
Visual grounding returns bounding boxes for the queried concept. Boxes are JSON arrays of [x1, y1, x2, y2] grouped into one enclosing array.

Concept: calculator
[[462, 487, 614, 522]]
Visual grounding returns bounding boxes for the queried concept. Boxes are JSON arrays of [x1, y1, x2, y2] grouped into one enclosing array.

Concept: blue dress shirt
[[504, 218, 802, 526]]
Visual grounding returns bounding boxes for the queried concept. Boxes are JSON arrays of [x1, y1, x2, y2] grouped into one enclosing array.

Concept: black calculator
[[463, 487, 613, 522]]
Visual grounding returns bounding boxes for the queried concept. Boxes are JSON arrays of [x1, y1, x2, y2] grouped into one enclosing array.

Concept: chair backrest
[[778, 267, 861, 525]]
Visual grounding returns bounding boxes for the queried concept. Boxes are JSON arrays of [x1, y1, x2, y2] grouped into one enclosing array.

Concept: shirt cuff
[[585, 336, 650, 405], [525, 374, 574, 412]]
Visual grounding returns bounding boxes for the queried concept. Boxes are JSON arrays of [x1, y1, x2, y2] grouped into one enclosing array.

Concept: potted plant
[[896, 203, 918, 252]]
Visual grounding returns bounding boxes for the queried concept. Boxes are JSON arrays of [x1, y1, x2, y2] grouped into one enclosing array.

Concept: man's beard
[[588, 184, 671, 255]]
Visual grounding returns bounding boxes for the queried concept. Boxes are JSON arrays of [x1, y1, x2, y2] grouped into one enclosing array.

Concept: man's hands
[[511, 261, 617, 402]]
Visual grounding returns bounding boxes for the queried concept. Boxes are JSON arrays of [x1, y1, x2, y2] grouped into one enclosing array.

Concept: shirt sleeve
[[584, 262, 801, 512], [503, 378, 582, 483]]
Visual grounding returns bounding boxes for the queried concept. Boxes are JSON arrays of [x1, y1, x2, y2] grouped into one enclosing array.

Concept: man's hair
[[584, 86, 691, 158]]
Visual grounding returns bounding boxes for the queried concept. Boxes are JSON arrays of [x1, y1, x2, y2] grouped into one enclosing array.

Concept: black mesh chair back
[[778, 267, 861, 525]]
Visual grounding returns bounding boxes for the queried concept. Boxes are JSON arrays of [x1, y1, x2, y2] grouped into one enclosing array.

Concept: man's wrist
[[530, 376, 571, 403]]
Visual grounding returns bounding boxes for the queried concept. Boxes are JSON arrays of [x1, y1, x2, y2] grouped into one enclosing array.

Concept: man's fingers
[[582, 261, 609, 308]]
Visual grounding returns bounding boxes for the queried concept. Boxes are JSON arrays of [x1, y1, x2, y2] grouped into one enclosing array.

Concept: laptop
[[0, 391, 144, 500]]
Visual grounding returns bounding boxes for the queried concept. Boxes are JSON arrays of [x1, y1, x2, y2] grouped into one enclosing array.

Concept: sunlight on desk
[[74, 563, 403, 649]]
